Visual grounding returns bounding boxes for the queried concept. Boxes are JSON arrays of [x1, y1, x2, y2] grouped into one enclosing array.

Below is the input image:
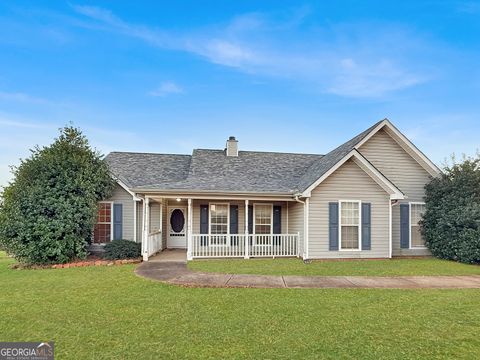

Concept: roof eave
[[301, 149, 405, 198]]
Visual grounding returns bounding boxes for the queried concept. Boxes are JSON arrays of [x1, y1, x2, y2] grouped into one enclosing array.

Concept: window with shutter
[[339, 201, 361, 250], [94, 202, 113, 243], [410, 203, 426, 248], [209, 203, 229, 246]]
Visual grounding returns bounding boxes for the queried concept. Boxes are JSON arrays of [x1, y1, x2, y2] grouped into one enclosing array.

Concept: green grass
[[188, 258, 480, 277], [1, 252, 480, 359]]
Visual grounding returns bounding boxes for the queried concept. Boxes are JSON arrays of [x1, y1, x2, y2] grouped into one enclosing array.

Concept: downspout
[[390, 199, 400, 258], [294, 193, 308, 260]]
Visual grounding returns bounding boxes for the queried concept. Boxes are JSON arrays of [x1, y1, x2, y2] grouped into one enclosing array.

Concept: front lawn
[[189, 257, 480, 276], [1, 252, 480, 359]]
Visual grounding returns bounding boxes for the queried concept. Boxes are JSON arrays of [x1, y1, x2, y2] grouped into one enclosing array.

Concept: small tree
[[422, 154, 480, 264], [0, 126, 115, 264]]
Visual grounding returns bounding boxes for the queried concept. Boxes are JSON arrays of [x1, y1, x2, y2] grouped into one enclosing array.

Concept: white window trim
[[409, 202, 427, 249], [253, 203, 273, 246], [96, 201, 114, 243], [209, 202, 230, 247], [338, 200, 362, 251]]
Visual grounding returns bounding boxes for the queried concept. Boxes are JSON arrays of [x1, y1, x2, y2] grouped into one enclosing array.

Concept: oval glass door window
[[170, 209, 185, 233]]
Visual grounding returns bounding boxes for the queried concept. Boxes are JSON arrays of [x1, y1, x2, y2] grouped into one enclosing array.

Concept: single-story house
[[94, 119, 440, 261]]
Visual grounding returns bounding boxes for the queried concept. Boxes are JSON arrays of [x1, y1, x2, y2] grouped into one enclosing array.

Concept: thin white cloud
[[0, 117, 54, 129], [70, 5, 431, 98], [71, 4, 173, 48], [0, 91, 51, 105], [327, 59, 425, 97], [148, 82, 184, 97]]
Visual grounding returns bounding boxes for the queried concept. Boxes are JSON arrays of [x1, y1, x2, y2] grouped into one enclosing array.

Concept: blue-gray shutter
[[230, 205, 238, 245], [361, 203, 371, 250], [200, 205, 208, 246], [248, 205, 253, 245], [113, 204, 123, 240], [273, 205, 281, 245], [329, 202, 339, 251], [400, 203, 410, 249], [248, 205, 253, 233]]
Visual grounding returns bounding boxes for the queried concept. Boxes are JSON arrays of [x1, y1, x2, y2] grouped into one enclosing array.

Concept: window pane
[[411, 204, 425, 224], [410, 204, 426, 247], [255, 225, 270, 234], [411, 225, 424, 247], [211, 204, 228, 235], [341, 226, 359, 250], [254, 205, 272, 235], [340, 201, 360, 250], [94, 223, 111, 243], [94, 203, 111, 243], [341, 202, 359, 225]]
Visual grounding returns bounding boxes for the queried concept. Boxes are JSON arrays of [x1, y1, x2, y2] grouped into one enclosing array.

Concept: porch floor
[[149, 249, 187, 263]]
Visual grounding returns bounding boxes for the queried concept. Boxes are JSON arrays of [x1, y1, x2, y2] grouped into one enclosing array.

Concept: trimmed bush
[[0, 126, 115, 264], [104, 240, 141, 260], [422, 154, 480, 264]]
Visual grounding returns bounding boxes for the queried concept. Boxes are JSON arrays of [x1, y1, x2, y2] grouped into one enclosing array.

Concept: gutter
[[131, 188, 294, 197]]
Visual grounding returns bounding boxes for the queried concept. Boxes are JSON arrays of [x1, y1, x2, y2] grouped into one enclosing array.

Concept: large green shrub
[[104, 240, 141, 260], [0, 126, 115, 264], [422, 154, 480, 264]]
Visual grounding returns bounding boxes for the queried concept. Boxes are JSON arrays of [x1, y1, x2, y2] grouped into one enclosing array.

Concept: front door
[[168, 207, 187, 248]]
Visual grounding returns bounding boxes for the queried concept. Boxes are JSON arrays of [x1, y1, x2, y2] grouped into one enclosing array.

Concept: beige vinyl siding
[[308, 159, 390, 259], [136, 201, 143, 243], [149, 201, 161, 233], [287, 201, 304, 257], [358, 128, 432, 256], [161, 201, 168, 249]]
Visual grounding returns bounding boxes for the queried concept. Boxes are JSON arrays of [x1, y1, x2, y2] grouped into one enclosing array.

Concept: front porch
[[148, 249, 187, 263], [140, 196, 301, 261]]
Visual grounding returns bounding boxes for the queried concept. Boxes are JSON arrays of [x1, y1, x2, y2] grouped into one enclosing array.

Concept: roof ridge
[[107, 151, 191, 157], [193, 148, 323, 156]]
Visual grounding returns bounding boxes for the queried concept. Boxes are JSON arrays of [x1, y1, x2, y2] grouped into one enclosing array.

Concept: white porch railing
[[191, 233, 298, 259], [144, 230, 162, 260]]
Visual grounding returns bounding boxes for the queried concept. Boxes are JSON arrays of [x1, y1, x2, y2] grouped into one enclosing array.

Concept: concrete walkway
[[148, 249, 187, 263], [135, 260, 480, 289]]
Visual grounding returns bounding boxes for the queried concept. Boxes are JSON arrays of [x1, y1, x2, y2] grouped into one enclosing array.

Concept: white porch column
[[389, 199, 393, 258], [133, 199, 137, 243], [142, 197, 150, 261], [244, 199, 250, 259], [187, 198, 193, 260], [159, 199, 163, 250]]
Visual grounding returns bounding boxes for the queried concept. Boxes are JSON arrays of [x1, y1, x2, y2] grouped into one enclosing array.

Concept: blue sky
[[1, 1, 480, 186]]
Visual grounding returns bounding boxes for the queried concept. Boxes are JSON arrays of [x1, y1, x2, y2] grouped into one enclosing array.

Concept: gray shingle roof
[[105, 152, 191, 189], [105, 120, 385, 194], [181, 149, 322, 192], [106, 149, 322, 193]]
